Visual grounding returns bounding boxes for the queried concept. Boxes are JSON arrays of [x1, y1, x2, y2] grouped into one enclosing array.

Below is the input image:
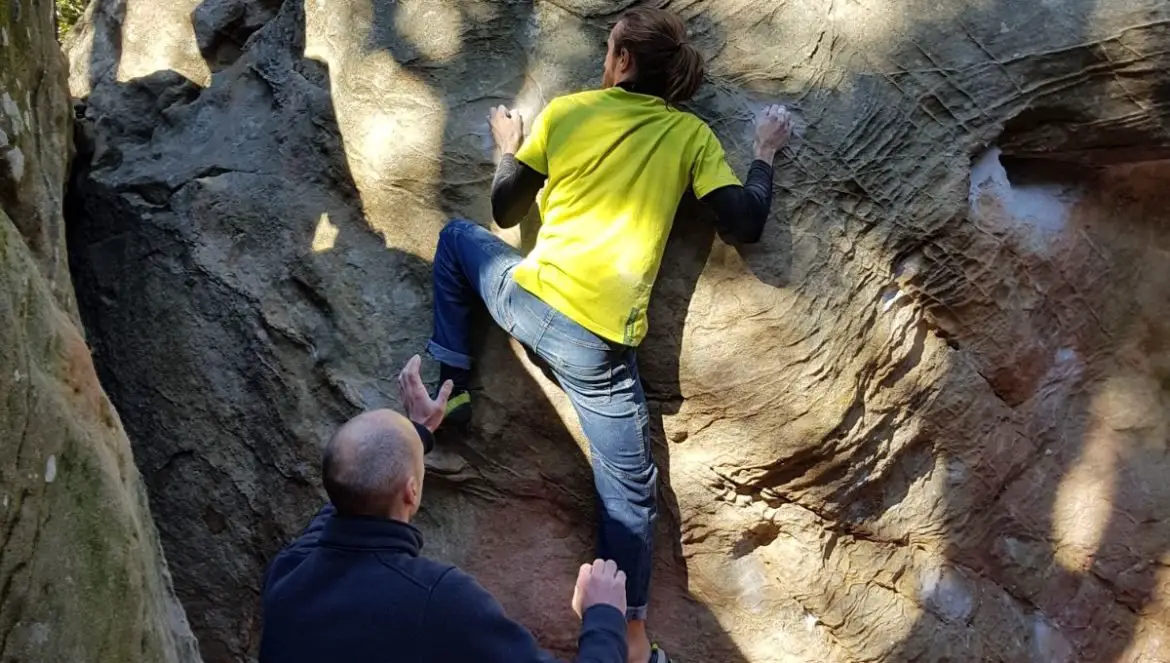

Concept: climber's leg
[[568, 348, 656, 662], [523, 302, 657, 661], [427, 219, 523, 420]]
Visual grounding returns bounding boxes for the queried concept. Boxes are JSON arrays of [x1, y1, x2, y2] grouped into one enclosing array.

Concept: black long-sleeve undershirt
[[489, 154, 776, 243]]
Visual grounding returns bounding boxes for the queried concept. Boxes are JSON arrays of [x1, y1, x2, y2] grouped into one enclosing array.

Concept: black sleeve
[[700, 159, 776, 244], [491, 154, 546, 229], [424, 567, 627, 663], [412, 421, 435, 454]]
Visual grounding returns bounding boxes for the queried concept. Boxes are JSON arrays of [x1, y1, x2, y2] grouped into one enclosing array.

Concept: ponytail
[[665, 42, 705, 104], [614, 8, 705, 105]]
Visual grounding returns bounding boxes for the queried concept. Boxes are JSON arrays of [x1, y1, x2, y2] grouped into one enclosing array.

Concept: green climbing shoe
[[444, 390, 472, 426]]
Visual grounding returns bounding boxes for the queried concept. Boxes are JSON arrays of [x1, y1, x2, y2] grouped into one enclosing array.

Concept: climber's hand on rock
[[397, 355, 452, 433], [490, 105, 524, 155], [571, 558, 627, 619], [754, 104, 792, 161]]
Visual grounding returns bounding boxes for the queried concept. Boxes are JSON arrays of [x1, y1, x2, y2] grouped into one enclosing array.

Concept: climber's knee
[[439, 218, 477, 241], [593, 454, 658, 514]]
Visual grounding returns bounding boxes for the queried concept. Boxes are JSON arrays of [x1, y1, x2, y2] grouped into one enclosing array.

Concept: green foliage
[[56, 0, 87, 36]]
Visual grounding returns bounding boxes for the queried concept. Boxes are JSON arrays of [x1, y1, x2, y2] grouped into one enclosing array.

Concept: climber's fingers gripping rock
[[754, 104, 793, 160], [489, 105, 524, 155], [397, 354, 453, 434]]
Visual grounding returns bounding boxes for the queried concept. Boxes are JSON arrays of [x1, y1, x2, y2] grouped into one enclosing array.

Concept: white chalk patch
[[945, 458, 968, 482], [2, 495, 8, 509], [730, 555, 771, 613], [969, 147, 1078, 255], [1039, 346, 1084, 392], [1032, 614, 1073, 662], [919, 564, 974, 623], [1, 28, 8, 47], [29, 623, 49, 645], [44, 455, 57, 483], [893, 251, 923, 282], [6, 147, 25, 183], [881, 288, 905, 312], [1009, 185, 1070, 233], [803, 612, 819, 632]]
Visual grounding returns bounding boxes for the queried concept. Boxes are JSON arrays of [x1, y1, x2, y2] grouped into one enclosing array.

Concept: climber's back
[[510, 85, 739, 346]]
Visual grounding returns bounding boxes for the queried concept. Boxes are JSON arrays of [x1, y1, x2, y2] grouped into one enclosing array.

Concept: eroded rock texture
[[0, 0, 200, 661], [64, 0, 1170, 661]]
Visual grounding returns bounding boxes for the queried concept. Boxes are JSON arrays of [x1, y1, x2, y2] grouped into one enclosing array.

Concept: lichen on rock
[[0, 1, 201, 661], [60, 0, 1170, 662]]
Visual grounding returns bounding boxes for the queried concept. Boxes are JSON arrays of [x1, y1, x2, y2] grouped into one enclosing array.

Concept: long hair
[[615, 8, 704, 104]]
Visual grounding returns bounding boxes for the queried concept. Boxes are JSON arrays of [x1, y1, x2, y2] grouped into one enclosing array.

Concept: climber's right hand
[[754, 104, 792, 161], [571, 559, 628, 619], [489, 105, 524, 155]]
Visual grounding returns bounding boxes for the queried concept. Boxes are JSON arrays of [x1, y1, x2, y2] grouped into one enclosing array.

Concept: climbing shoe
[[443, 389, 472, 426], [437, 363, 472, 427], [649, 645, 671, 663]]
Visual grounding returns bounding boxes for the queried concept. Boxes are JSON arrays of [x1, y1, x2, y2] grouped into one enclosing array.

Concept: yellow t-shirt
[[512, 87, 741, 346]]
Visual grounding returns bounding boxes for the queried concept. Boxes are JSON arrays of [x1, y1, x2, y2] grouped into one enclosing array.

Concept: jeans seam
[[623, 355, 649, 466], [532, 305, 555, 350], [561, 335, 611, 351], [548, 311, 612, 351], [589, 434, 655, 481], [498, 267, 517, 331], [591, 446, 652, 483]]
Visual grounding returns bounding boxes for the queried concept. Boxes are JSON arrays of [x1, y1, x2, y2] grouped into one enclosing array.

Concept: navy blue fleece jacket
[[259, 504, 627, 663]]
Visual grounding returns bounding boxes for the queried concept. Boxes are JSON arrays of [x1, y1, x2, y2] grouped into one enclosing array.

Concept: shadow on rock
[[363, 1, 751, 660], [65, 0, 751, 661]]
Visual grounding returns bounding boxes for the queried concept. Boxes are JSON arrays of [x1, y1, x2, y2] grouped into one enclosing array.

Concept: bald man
[[258, 356, 629, 663]]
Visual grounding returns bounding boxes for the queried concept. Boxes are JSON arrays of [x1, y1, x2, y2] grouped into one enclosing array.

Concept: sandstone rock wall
[[64, 0, 1170, 661], [0, 0, 201, 661]]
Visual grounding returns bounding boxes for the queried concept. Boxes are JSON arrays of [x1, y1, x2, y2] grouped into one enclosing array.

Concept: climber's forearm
[[701, 159, 775, 244], [491, 154, 544, 228]]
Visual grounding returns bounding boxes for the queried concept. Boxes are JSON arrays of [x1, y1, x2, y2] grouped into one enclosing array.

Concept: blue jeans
[[427, 219, 657, 621]]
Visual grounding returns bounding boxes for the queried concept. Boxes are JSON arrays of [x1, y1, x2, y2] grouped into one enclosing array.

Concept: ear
[[618, 46, 633, 73], [403, 475, 422, 510]]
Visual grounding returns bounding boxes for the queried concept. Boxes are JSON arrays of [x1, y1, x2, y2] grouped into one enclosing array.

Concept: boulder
[[0, 0, 200, 661], [64, 0, 1170, 661]]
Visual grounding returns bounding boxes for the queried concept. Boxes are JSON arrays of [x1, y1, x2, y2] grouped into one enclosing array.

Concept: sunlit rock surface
[[1, 1, 200, 661]]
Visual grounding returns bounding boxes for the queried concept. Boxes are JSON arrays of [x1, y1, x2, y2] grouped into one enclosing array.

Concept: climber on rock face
[[257, 355, 628, 663], [424, 7, 792, 663]]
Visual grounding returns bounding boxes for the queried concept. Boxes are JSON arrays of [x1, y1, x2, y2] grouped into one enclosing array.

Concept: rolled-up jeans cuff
[[626, 604, 648, 621], [426, 340, 472, 370]]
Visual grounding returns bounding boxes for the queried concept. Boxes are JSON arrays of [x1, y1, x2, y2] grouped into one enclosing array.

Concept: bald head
[[322, 409, 426, 519]]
